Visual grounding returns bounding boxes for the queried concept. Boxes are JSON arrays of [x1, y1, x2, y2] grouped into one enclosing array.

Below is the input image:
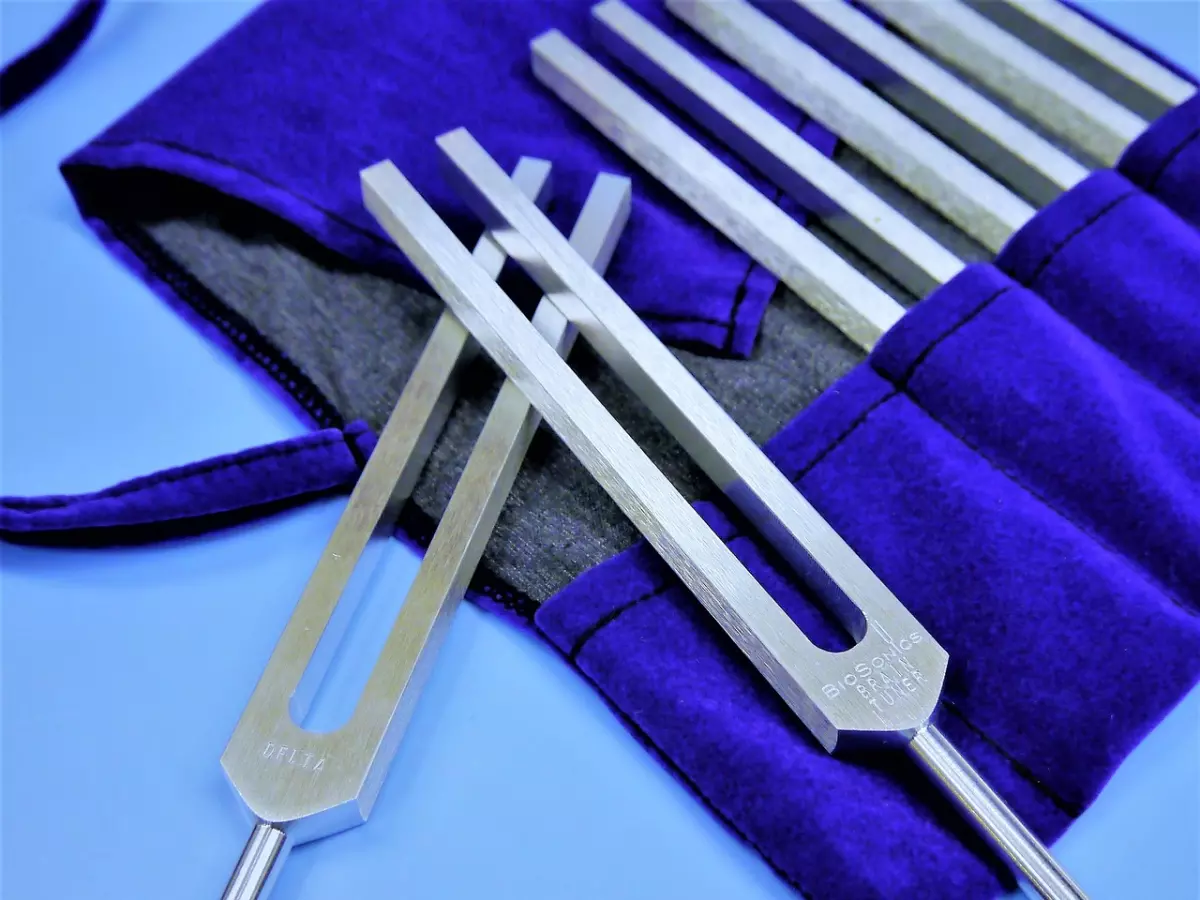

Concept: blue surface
[[1, 2, 1198, 898]]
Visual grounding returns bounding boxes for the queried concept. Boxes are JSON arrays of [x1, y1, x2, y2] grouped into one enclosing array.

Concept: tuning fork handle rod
[[219, 822, 292, 900], [908, 725, 1086, 900]]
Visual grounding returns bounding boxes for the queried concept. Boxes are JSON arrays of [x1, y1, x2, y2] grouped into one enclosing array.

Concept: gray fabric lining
[[143, 144, 988, 603]]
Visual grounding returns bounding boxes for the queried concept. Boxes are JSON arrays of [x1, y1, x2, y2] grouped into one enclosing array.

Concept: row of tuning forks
[[530, 0, 1195, 350]]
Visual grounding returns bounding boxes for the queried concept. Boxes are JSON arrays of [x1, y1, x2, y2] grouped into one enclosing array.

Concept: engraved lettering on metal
[[259, 743, 327, 773], [377, 133, 949, 748], [219, 159, 557, 900]]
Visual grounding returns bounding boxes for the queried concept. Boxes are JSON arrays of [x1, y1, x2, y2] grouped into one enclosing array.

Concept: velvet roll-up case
[[6, 2, 1200, 898]]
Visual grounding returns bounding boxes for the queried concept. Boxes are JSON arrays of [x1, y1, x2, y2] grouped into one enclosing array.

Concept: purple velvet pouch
[[14, 167, 1200, 899], [8, 2, 1200, 898], [11, 158, 1200, 900]]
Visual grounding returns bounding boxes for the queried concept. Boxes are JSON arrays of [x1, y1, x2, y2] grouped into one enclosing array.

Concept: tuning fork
[[218, 159, 631, 899], [361, 129, 1087, 899], [530, 0, 1191, 352]]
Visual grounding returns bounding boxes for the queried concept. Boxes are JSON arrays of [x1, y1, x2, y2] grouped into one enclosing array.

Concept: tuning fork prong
[[756, 0, 1089, 205], [664, 0, 1035, 253], [591, 0, 964, 298], [858, 0, 1148, 166], [345, 171, 631, 812], [360, 145, 1088, 900], [966, 0, 1197, 120]]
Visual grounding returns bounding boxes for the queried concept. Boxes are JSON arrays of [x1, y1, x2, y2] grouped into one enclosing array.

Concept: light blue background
[[2, 2, 1198, 898]]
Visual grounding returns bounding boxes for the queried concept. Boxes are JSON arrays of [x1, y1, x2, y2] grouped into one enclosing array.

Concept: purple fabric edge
[[60, 138, 416, 431], [1118, 93, 1200, 192], [69, 139, 401, 268], [0, 426, 364, 530]]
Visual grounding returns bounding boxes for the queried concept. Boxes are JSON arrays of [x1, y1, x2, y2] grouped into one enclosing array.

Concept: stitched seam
[[88, 138, 393, 249], [1021, 189, 1137, 288], [88, 141, 734, 338], [898, 379, 1198, 620], [641, 310, 730, 327], [4, 435, 342, 512], [790, 438, 1115, 806], [892, 193, 1198, 619], [723, 257, 760, 353], [90, 126, 1115, 820], [847, 189, 1200, 800], [1145, 122, 1200, 192], [342, 429, 368, 470], [790, 389, 899, 482], [941, 700, 1079, 818], [567, 583, 674, 661], [1009, 175, 1200, 423], [893, 286, 1014, 387], [563, 379, 1081, 817], [555, 233, 1133, 813]]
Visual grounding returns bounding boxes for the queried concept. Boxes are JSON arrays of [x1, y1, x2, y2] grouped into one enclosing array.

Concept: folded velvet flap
[[59, 0, 838, 364], [536, 179, 1200, 898], [996, 170, 1200, 412]]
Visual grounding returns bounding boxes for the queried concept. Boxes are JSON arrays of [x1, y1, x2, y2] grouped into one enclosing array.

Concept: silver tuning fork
[[529, 0, 1193, 351], [360, 129, 1089, 899], [218, 159, 631, 899]]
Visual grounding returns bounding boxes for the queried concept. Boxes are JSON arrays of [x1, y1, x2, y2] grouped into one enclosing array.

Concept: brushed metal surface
[[591, 0, 964, 297], [774, 0, 1089, 204], [665, 0, 1035, 253], [861, 0, 1147, 166], [364, 154, 947, 753], [361, 155, 1085, 898], [968, 0, 1196, 119], [528, 30, 905, 351], [219, 158, 554, 885]]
